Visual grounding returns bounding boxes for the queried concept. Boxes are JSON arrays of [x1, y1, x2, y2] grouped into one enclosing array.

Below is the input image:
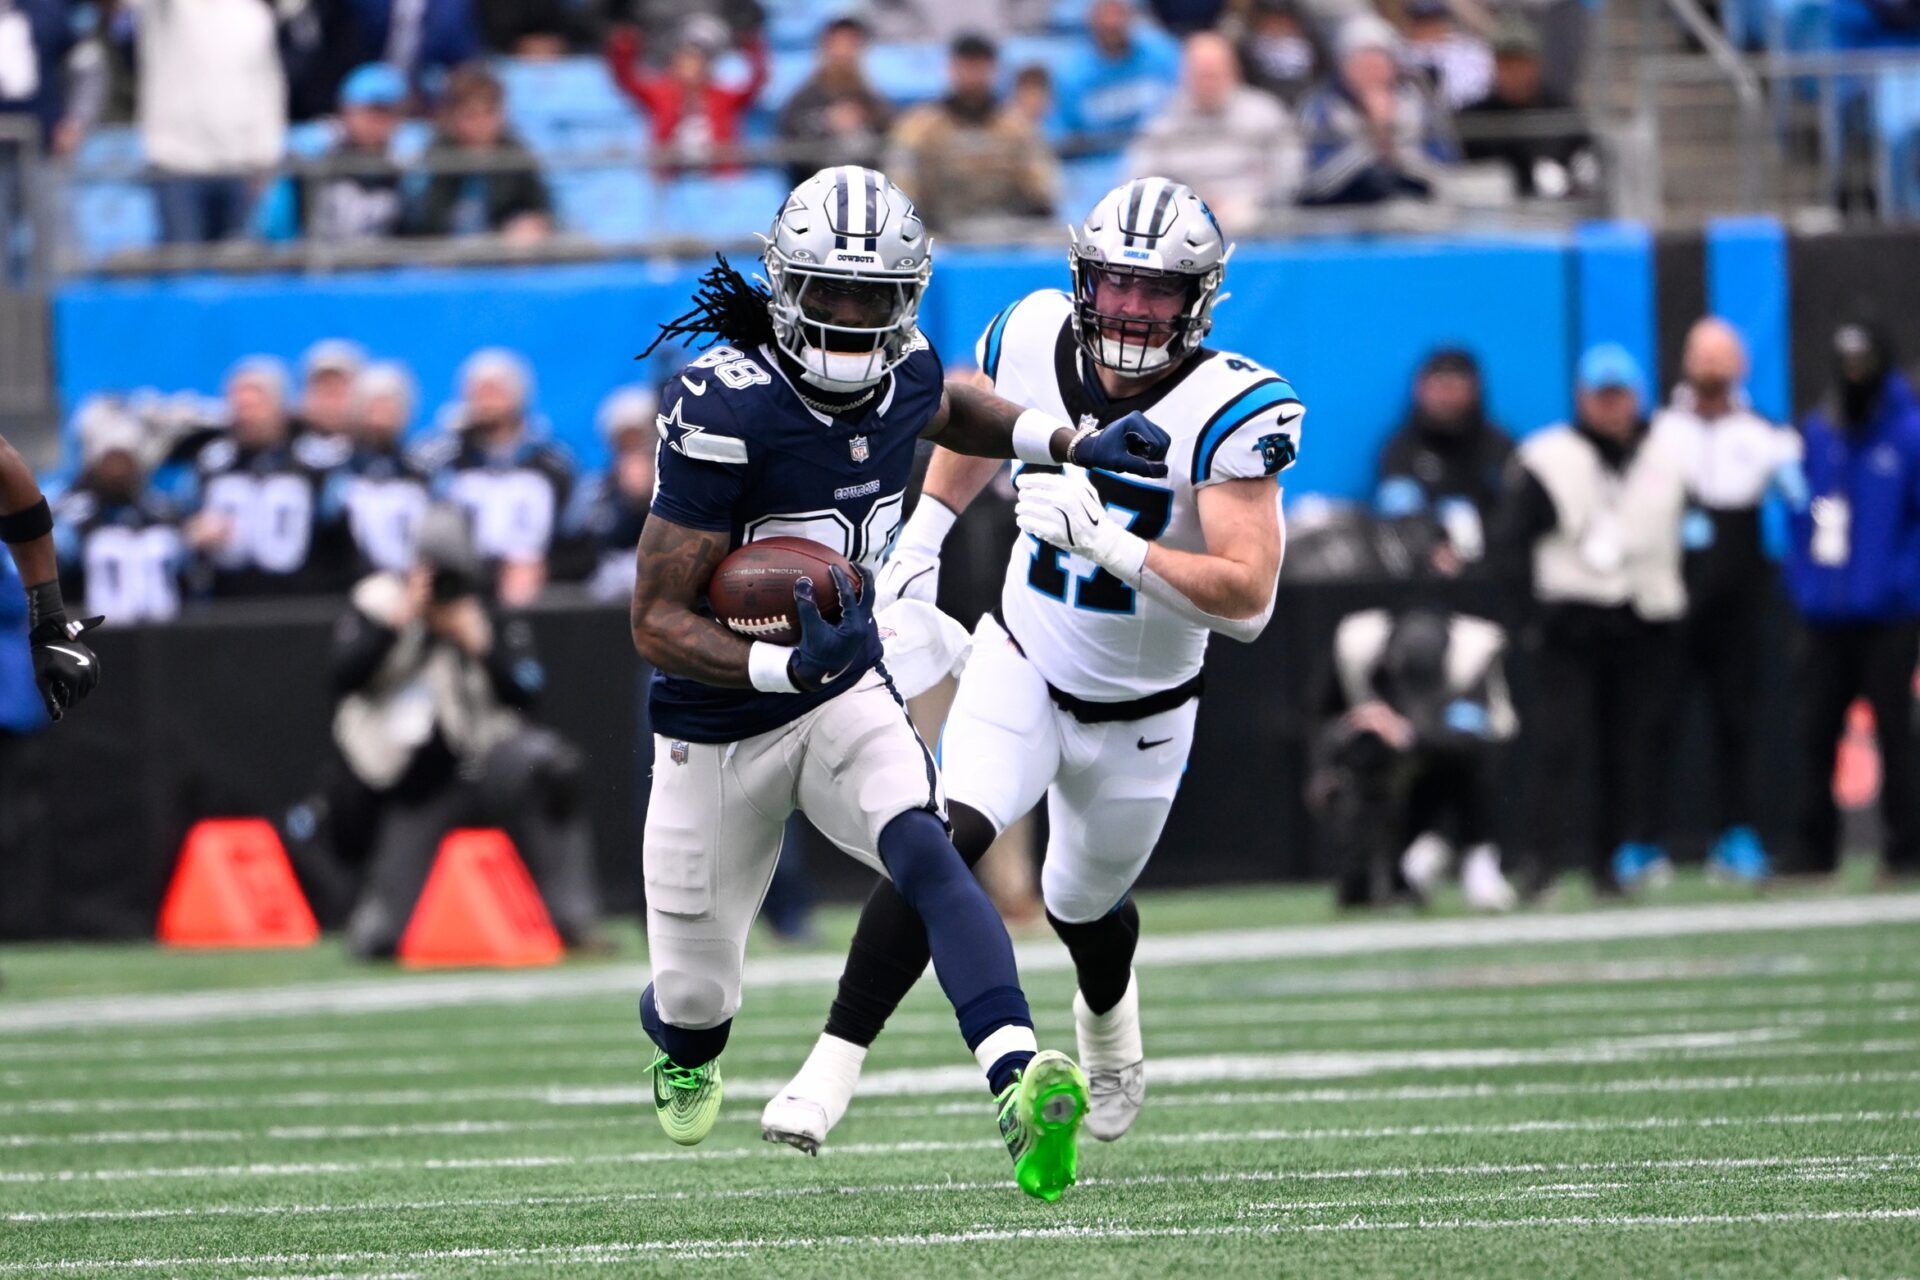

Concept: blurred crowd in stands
[[0, 0, 1624, 259]]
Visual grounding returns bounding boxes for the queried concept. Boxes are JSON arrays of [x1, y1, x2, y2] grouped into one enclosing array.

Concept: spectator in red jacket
[[604, 13, 770, 175]]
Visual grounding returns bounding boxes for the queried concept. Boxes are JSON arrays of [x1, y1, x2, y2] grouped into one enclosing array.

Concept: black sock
[[823, 803, 997, 1046], [1047, 897, 1140, 1016]]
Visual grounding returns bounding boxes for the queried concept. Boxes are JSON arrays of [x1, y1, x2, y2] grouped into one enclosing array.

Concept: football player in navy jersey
[[1, 429, 102, 720], [628, 166, 1171, 1200]]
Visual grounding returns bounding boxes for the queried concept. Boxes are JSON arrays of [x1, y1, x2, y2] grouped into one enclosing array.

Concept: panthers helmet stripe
[[1146, 179, 1177, 241], [1121, 178, 1148, 247]]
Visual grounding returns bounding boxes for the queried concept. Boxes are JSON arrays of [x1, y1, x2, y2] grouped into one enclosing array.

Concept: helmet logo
[[1122, 248, 1152, 262]]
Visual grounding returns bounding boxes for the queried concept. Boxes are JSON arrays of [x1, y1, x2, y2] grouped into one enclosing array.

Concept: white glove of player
[[875, 497, 957, 608], [1014, 470, 1149, 583], [875, 598, 973, 699]]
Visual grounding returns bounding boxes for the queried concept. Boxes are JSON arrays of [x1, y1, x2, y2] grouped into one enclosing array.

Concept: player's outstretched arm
[[2, 433, 104, 718], [629, 515, 754, 688], [879, 372, 1007, 608], [923, 380, 1170, 479], [1014, 472, 1283, 642]]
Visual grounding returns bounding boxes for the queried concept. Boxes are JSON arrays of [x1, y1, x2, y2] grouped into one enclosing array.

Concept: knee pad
[[1040, 861, 1123, 927], [651, 966, 735, 1031]]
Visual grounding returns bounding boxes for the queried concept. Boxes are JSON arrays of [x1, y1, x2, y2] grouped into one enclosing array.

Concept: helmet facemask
[[1070, 258, 1217, 376], [764, 253, 930, 395]]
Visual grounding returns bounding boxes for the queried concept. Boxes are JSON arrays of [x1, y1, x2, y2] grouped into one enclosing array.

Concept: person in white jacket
[[132, 0, 287, 243]]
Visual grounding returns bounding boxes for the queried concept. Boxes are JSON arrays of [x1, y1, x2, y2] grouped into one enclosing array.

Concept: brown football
[[707, 535, 859, 646]]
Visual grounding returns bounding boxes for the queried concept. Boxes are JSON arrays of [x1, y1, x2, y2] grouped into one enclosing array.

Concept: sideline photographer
[[332, 505, 601, 958]]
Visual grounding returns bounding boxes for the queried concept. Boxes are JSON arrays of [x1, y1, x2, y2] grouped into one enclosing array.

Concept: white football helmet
[[1068, 177, 1232, 376], [761, 166, 933, 394]]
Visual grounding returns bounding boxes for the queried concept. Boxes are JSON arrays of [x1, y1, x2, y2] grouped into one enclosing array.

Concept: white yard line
[[7, 1206, 1920, 1273], [11, 1157, 1912, 1228], [9, 979, 1914, 1067], [4, 1108, 1914, 1186], [5, 895, 1917, 1035], [20, 1003, 1913, 1090], [14, 1031, 1920, 1119], [11, 1068, 1920, 1152]]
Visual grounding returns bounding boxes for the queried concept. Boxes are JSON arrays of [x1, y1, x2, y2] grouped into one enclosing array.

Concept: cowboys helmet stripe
[[863, 168, 880, 250]]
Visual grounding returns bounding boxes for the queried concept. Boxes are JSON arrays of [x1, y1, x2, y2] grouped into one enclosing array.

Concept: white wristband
[[748, 641, 800, 694], [898, 495, 958, 556], [1011, 408, 1066, 466]]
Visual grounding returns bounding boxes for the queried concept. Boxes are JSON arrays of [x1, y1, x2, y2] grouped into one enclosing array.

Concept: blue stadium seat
[[286, 120, 337, 158], [550, 167, 657, 241], [865, 43, 952, 108], [657, 170, 789, 239], [1875, 66, 1920, 216], [1059, 153, 1125, 220], [496, 56, 639, 155], [70, 182, 160, 258], [75, 125, 143, 172]]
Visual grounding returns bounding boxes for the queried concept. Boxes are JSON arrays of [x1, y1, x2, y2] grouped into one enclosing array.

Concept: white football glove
[[1014, 470, 1148, 582], [875, 497, 956, 609], [875, 598, 973, 699]]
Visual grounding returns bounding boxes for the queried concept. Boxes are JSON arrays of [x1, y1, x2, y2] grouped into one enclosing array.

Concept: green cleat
[[650, 1053, 723, 1146], [997, 1048, 1089, 1202]]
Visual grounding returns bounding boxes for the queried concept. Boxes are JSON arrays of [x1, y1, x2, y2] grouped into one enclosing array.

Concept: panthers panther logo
[[1255, 432, 1297, 476]]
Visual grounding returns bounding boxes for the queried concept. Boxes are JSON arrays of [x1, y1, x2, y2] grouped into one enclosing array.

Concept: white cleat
[[1074, 970, 1145, 1142], [760, 1033, 866, 1156], [1461, 843, 1519, 913]]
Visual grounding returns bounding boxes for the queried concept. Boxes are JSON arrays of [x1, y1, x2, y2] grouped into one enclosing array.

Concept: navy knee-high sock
[[877, 809, 1033, 1093], [639, 984, 732, 1069]]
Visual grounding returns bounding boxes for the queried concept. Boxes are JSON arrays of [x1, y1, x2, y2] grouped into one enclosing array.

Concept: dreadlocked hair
[[639, 254, 778, 358]]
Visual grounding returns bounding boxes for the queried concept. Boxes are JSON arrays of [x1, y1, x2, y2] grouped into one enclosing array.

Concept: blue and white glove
[[1067, 410, 1171, 479], [1014, 471, 1149, 584], [788, 565, 882, 692]]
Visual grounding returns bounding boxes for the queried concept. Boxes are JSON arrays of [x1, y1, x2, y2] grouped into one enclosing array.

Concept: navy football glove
[[788, 565, 882, 692], [30, 613, 103, 722], [1067, 410, 1171, 479]]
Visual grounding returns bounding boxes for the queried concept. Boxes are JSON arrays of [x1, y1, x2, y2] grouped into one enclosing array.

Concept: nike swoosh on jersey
[[1137, 736, 1172, 750], [44, 645, 92, 668], [681, 376, 708, 395]]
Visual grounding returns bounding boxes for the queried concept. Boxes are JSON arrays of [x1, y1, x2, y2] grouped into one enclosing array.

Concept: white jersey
[[979, 289, 1305, 701]]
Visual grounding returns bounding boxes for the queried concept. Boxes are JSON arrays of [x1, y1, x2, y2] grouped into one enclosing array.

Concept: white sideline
[[8, 1155, 1917, 1227], [4, 1107, 1915, 1185], [11, 1068, 1920, 1151], [5, 1206, 1919, 1273], [4, 894, 1919, 1034], [10, 1032, 1920, 1119]]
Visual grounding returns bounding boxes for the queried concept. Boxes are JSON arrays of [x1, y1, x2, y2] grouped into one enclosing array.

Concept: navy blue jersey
[[646, 339, 944, 743]]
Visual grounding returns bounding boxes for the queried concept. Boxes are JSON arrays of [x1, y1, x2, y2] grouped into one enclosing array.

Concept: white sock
[[973, 1023, 1039, 1079], [1074, 970, 1143, 1067], [788, 1034, 868, 1129]]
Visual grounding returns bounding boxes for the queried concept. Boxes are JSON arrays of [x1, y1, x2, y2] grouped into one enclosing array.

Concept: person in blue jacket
[[1786, 321, 1920, 880], [1052, 0, 1180, 150]]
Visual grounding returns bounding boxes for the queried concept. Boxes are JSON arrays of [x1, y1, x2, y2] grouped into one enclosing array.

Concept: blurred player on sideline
[[763, 177, 1303, 1152], [1, 431, 102, 719], [627, 166, 1175, 1199]]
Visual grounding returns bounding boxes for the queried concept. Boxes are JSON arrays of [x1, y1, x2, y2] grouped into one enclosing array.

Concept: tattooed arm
[[922, 379, 1073, 459], [629, 514, 753, 687], [0, 433, 56, 588], [923, 377, 1170, 478]]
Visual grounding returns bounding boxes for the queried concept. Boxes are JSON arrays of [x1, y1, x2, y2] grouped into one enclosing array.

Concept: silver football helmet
[[1068, 177, 1232, 376], [761, 166, 933, 394]]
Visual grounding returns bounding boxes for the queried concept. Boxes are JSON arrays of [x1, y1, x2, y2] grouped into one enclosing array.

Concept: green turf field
[[3, 875, 1919, 1277]]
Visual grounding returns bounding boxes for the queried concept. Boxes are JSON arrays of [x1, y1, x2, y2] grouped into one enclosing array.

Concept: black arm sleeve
[[1481, 460, 1557, 630], [330, 606, 401, 696]]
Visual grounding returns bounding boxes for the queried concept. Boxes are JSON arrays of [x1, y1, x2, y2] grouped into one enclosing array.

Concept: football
[[707, 535, 860, 646]]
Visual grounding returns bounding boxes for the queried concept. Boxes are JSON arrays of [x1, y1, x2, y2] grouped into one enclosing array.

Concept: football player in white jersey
[[762, 177, 1304, 1153]]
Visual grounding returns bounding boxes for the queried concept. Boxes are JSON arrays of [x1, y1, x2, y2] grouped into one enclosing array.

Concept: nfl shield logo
[[849, 435, 870, 464], [669, 740, 689, 765]]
